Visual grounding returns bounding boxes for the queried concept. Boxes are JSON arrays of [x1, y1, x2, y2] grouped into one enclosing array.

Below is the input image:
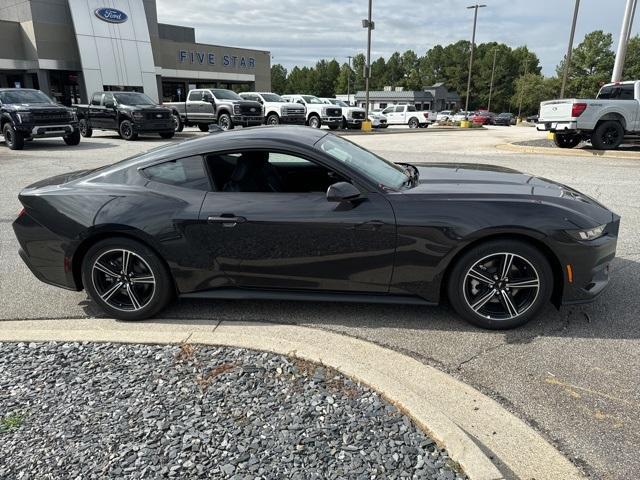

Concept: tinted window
[[113, 92, 155, 105], [0, 89, 53, 104], [619, 84, 635, 100], [91, 93, 102, 106], [597, 86, 615, 99], [189, 91, 203, 101], [143, 156, 211, 191], [211, 89, 242, 100], [407, 105, 416, 112], [395, 106, 404, 112]]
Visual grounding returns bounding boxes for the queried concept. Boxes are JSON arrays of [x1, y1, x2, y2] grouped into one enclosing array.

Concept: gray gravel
[[0, 342, 466, 480], [512, 137, 640, 151]]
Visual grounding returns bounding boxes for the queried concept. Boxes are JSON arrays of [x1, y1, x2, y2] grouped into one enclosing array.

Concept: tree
[[270, 64, 287, 94], [335, 63, 353, 94], [623, 35, 640, 79], [351, 53, 366, 92], [511, 74, 559, 115]]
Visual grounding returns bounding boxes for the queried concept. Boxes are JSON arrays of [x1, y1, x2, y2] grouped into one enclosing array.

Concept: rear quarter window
[[143, 155, 211, 191]]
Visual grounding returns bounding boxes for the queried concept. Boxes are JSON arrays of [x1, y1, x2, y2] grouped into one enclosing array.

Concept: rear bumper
[[536, 121, 578, 132]]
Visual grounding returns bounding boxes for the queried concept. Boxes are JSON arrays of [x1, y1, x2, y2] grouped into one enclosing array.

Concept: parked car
[[281, 94, 342, 129], [319, 98, 366, 129], [537, 80, 640, 149], [436, 110, 454, 122], [165, 88, 263, 132], [381, 105, 434, 128], [74, 91, 174, 141], [526, 114, 539, 124], [0, 88, 79, 150], [14, 127, 620, 330], [239, 92, 306, 126], [494, 112, 516, 126], [368, 109, 388, 128], [452, 111, 471, 122], [471, 111, 496, 125]]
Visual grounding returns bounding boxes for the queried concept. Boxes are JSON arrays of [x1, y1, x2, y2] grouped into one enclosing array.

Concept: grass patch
[[0, 412, 25, 433]]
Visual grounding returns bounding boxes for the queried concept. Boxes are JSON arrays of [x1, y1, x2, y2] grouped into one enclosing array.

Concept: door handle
[[207, 215, 246, 227]]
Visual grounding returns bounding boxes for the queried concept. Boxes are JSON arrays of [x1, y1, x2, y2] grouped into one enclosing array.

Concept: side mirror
[[326, 182, 360, 202], [104, 101, 115, 109]]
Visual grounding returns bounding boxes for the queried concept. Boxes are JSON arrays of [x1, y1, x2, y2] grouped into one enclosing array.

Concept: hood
[[403, 163, 613, 223], [119, 104, 170, 111], [6, 103, 66, 111]]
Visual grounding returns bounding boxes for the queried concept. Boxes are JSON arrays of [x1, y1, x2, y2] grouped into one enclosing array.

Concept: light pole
[[362, 0, 374, 117], [612, 0, 638, 82], [347, 55, 353, 104], [464, 4, 486, 114], [487, 46, 497, 111], [517, 58, 528, 118], [560, 0, 580, 98]]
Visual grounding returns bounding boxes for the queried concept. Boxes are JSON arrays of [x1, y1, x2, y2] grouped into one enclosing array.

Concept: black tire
[[3, 123, 24, 150], [408, 117, 419, 129], [328, 125, 339, 130], [447, 239, 553, 329], [591, 121, 624, 150], [79, 118, 93, 137], [266, 113, 280, 126], [81, 237, 174, 321], [198, 124, 210, 132], [308, 115, 321, 129], [159, 132, 174, 139], [342, 117, 348, 129], [119, 120, 138, 141], [217, 113, 233, 131], [172, 112, 184, 132], [554, 133, 581, 149], [63, 129, 81, 146]]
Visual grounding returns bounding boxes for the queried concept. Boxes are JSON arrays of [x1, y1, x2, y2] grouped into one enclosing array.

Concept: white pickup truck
[[319, 98, 366, 129], [239, 92, 306, 126], [537, 80, 640, 149], [281, 94, 342, 129], [381, 105, 435, 128]]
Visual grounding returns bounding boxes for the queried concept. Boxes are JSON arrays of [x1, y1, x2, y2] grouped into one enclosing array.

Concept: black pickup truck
[[74, 91, 175, 141], [0, 88, 80, 150]]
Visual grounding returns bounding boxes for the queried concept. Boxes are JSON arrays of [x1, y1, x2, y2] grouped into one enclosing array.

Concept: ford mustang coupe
[[13, 127, 619, 329]]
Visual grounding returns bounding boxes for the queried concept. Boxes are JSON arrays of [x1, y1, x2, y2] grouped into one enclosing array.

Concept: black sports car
[[13, 126, 619, 329]]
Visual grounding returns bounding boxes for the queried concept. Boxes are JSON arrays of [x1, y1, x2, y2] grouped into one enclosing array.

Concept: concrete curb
[[496, 142, 640, 160], [0, 318, 585, 480], [337, 126, 486, 136]]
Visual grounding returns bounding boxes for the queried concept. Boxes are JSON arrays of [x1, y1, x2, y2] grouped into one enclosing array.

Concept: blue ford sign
[[94, 8, 128, 24]]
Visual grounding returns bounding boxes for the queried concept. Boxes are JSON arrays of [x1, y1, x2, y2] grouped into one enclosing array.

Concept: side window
[[407, 105, 417, 112], [619, 85, 635, 100], [382, 107, 393, 114], [189, 91, 203, 101], [143, 155, 212, 191], [91, 93, 102, 106], [597, 86, 615, 99], [103, 93, 114, 105], [395, 106, 404, 113]]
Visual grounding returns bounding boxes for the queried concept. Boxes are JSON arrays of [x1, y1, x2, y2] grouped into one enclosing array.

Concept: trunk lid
[[539, 99, 577, 122]]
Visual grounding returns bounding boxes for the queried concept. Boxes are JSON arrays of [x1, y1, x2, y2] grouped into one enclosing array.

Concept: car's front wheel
[[217, 113, 233, 131], [119, 120, 138, 141], [81, 238, 173, 321], [3, 123, 25, 150], [266, 113, 280, 126], [63, 129, 81, 146], [308, 115, 321, 129], [447, 239, 553, 329]]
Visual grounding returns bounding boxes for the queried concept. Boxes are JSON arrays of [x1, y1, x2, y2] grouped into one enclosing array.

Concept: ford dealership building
[[0, 0, 271, 105]]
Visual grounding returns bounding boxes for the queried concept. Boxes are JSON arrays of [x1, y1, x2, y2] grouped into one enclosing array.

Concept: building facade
[[0, 0, 271, 105], [354, 83, 460, 111]]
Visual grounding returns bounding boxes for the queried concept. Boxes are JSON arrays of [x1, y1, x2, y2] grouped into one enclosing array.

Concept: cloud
[[156, 0, 640, 75]]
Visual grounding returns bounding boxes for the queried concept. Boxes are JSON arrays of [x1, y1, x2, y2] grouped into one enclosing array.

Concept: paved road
[[1, 126, 638, 479]]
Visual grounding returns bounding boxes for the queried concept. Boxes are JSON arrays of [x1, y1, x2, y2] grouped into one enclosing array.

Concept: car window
[[382, 107, 394, 114], [143, 156, 211, 191], [597, 86, 616, 99], [268, 153, 312, 165], [395, 106, 404, 113], [407, 105, 416, 112], [91, 93, 102, 106], [103, 93, 114, 105], [189, 91, 203, 101], [619, 84, 635, 100]]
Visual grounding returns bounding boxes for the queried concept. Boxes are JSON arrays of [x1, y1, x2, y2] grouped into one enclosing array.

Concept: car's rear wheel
[[79, 119, 93, 137], [119, 120, 138, 141], [591, 121, 624, 150], [81, 238, 173, 321], [408, 117, 419, 128], [3, 123, 25, 150], [447, 239, 553, 329], [554, 133, 581, 149]]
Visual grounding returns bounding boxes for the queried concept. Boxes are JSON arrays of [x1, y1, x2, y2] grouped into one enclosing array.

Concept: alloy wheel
[[603, 127, 620, 146], [121, 122, 133, 139], [172, 114, 180, 131], [462, 252, 540, 320], [91, 249, 156, 312]]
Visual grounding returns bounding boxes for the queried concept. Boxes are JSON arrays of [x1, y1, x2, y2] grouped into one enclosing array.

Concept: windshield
[[332, 99, 349, 107], [302, 95, 324, 104], [113, 92, 155, 105], [316, 135, 408, 190], [261, 93, 283, 102], [0, 89, 53, 104], [212, 89, 242, 100], [498, 113, 511, 117]]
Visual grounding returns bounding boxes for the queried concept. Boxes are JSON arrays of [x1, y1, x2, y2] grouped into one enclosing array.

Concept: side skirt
[[180, 288, 437, 306]]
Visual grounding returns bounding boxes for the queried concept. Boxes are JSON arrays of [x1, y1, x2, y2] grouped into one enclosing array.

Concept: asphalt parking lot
[[1, 125, 638, 479]]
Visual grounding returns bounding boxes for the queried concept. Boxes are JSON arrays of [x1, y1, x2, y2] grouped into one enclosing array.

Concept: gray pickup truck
[[164, 88, 263, 132]]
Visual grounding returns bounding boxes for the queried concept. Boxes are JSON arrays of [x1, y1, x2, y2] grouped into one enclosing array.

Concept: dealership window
[[143, 156, 211, 191], [103, 85, 143, 93], [379, 103, 387, 109]]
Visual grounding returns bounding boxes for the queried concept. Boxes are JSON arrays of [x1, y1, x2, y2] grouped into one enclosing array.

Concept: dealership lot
[[1, 126, 639, 479]]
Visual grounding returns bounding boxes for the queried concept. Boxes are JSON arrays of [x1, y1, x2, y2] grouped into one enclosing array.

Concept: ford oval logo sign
[[94, 8, 128, 24]]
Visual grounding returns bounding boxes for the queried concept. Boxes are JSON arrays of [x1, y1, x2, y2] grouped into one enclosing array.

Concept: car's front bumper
[[232, 115, 264, 127], [279, 115, 306, 125], [537, 121, 578, 132], [321, 116, 342, 126], [16, 123, 78, 138]]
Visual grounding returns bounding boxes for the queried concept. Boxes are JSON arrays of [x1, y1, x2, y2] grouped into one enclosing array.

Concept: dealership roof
[[354, 90, 434, 100]]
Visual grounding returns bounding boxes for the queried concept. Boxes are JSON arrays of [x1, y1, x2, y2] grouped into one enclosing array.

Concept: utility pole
[[362, 0, 374, 117], [517, 59, 528, 118], [487, 47, 497, 111], [464, 4, 486, 114], [560, 0, 580, 98], [347, 55, 353, 105], [612, 0, 638, 82]]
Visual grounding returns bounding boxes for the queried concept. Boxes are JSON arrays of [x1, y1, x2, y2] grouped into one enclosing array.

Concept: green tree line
[[271, 30, 640, 114]]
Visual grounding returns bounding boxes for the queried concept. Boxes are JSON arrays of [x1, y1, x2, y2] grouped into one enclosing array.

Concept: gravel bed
[[0, 342, 467, 480], [512, 138, 640, 151], [512, 138, 558, 148]]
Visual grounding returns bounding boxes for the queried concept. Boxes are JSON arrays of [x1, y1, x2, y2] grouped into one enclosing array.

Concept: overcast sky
[[156, 0, 640, 75]]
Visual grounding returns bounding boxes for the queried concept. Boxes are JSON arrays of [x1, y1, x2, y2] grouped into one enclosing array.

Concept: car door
[[382, 106, 395, 124], [89, 93, 105, 128], [186, 90, 205, 121], [396, 106, 407, 123], [197, 150, 397, 293], [201, 90, 217, 121], [102, 93, 118, 129]]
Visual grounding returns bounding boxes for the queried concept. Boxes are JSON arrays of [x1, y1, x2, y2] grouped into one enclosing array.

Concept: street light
[[362, 0, 374, 118], [612, 0, 638, 82], [464, 4, 486, 114], [347, 55, 353, 105], [560, 0, 580, 98]]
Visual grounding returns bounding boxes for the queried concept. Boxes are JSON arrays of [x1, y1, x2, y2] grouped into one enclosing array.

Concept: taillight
[[571, 103, 587, 117], [423, 113, 429, 119], [17, 208, 26, 218]]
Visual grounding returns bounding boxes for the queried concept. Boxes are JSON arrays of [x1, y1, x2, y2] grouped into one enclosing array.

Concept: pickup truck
[[537, 80, 640, 150], [281, 94, 342, 129], [0, 88, 79, 150], [381, 105, 434, 128], [239, 92, 306, 126], [165, 88, 263, 132], [319, 98, 366, 129], [74, 91, 175, 141]]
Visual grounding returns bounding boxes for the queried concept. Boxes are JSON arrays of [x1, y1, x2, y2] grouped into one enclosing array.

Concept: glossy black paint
[[13, 126, 620, 309]]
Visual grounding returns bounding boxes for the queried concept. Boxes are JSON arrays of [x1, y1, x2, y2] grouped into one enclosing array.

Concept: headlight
[[321, 107, 328, 115], [68, 111, 77, 122], [132, 112, 144, 121], [16, 112, 31, 123], [567, 224, 606, 241], [233, 105, 241, 114]]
